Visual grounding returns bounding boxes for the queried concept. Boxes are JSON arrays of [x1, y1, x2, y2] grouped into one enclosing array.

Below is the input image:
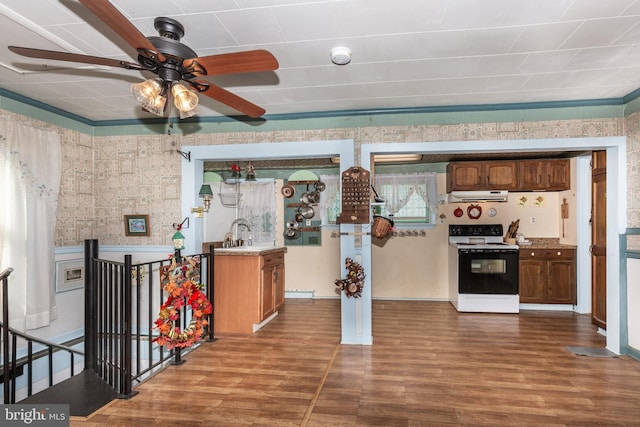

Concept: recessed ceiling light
[[330, 47, 352, 65]]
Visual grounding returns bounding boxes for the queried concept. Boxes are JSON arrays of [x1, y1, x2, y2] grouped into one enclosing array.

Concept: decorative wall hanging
[[467, 204, 482, 220], [154, 255, 212, 349], [335, 257, 366, 298], [337, 167, 370, 224]]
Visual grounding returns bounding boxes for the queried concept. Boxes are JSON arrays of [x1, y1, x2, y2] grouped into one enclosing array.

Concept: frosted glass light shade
[[131, 79, 163, 103], [143, 94, 166, 116], [172, 83, 199, 118]]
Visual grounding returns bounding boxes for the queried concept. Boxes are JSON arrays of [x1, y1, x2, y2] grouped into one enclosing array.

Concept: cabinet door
[[485, 161, 517, 190], [519, 258, 546, 303], [261, 267, 275, 320], [517, 160, 546, 190], [447, 162, 484, 191], [273, 263, 285, 310], [546, 159, 570, 191], [547, 258, 576, 304]]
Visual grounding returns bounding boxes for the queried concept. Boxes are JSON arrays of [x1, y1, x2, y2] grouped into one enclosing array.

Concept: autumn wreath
[[334, 257, 366, 298], [153, 255, 213, 349]]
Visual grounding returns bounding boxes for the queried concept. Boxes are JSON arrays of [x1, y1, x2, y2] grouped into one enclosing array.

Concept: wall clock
[[467, 204, 482, 219]]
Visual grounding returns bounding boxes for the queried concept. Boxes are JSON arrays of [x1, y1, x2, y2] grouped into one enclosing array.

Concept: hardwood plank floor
[[72, 299, 640, 426]]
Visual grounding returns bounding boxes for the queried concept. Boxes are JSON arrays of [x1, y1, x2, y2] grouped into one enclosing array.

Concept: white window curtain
[[237, 180, 276, 242], [374, 172, 438, 217], [0, 119, 61, 331], [318, 175, 340, 223]]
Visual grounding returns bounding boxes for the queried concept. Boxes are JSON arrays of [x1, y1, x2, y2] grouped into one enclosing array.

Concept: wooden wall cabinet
[[517, 159, 570, 191], [213, 248, 286, 334], [446, 160, 518, 192], [447, 158, 570, 192], [519, 248, 576, 304]]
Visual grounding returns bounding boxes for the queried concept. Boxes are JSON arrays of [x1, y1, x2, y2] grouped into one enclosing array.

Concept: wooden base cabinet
[[519, 249, 576, 304], [214, 249, 286, 334]]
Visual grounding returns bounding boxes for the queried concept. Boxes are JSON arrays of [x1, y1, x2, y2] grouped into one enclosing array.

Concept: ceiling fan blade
[[8, 46, 143, 70], [184, 50, 278, 76], [78, 0, 165, 63], [195, 81, 266, 118]]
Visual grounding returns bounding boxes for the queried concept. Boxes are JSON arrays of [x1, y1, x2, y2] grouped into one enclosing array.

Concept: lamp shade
[[172, 230, 185, 250], [143, 94, 167, 117], [172, 83, 199, 118], [131, 78, 163, 102], [199, 184, 213, 199]]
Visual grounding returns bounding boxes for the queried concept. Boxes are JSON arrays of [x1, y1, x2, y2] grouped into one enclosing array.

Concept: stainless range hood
[[448, 190, 508, 203]]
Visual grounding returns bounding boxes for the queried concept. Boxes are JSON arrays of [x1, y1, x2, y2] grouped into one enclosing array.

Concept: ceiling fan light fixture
[[131, 78, 163, 103], [172, 83, 199, 118], [142, 94, 167, 117]]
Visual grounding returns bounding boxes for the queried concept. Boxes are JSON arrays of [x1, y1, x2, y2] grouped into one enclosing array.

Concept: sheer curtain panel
[[237, 180, 277, 243], [0, 120, 61, 330]]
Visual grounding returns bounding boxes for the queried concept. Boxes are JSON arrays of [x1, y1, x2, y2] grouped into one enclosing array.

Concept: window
[[374, 172, 438, 224], [319, 172, 438, 225]]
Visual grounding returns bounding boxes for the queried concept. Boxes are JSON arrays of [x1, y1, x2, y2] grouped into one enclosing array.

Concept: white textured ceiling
[[2, 0, 640, 123]]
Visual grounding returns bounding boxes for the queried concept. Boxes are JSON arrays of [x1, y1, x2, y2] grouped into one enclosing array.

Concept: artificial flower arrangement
[[153, 255, 213, 349]]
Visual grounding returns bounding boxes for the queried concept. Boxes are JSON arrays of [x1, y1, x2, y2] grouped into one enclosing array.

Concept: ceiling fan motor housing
[[142, 17, 199, 82], [154, 17, 184, 40]]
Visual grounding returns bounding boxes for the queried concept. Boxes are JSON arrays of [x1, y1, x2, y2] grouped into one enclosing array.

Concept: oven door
[[458, 248, 519, 294]]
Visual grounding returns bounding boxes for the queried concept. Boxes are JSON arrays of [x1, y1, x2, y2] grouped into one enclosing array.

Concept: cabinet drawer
[[263, 252, 285, 268], [519, 249, 575, 260]]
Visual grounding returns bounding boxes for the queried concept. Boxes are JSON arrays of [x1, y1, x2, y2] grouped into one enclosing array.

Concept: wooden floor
[[72, 299, 640, 426]]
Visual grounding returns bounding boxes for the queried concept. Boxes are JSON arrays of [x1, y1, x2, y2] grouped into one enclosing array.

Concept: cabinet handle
[[530, 252, 535, 256], [557, 251, 561, 256], [273, 271, 278, 281]]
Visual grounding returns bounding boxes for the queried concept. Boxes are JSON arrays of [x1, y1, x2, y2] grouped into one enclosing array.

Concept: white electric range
[[448, 224, 520, 313]]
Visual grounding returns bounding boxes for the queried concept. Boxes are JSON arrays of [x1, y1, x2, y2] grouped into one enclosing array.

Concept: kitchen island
[[211, 246, 287, 334]]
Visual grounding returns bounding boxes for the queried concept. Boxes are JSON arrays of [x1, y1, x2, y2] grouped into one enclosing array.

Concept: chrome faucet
[[230, 218, 251, 242]]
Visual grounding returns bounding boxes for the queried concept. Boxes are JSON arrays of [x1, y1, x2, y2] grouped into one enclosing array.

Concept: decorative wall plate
[[454, 207, 464, 217], [487, 207, 497, 217], [467, 204, 482, 219], [281, 184, 295, 198]]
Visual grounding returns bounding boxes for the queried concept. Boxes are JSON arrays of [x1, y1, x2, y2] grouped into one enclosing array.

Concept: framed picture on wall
[[55, 259, 84, 292], [124, 214, 150, 236]]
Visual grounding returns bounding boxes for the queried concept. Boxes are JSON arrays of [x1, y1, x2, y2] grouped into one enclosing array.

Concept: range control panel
[[449, 224, 503, 237]]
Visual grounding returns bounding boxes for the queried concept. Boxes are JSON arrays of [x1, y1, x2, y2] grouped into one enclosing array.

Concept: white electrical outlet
[[530, 216, 536, 224]]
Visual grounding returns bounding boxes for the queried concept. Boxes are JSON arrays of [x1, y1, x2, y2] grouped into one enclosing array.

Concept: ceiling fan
[[8, 0, 278, 119]]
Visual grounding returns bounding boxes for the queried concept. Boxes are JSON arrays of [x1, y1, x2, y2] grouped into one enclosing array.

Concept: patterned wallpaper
[[625, 113, 640, 249], [3, 109, 636, 248]]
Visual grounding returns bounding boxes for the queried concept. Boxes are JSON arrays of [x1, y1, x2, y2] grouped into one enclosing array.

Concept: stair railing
[[1, 267, 84, 404]]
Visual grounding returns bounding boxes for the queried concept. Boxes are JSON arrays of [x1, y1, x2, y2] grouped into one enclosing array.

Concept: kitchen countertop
[[519, 238, 577, 250], [213, 246, 287, 256]]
